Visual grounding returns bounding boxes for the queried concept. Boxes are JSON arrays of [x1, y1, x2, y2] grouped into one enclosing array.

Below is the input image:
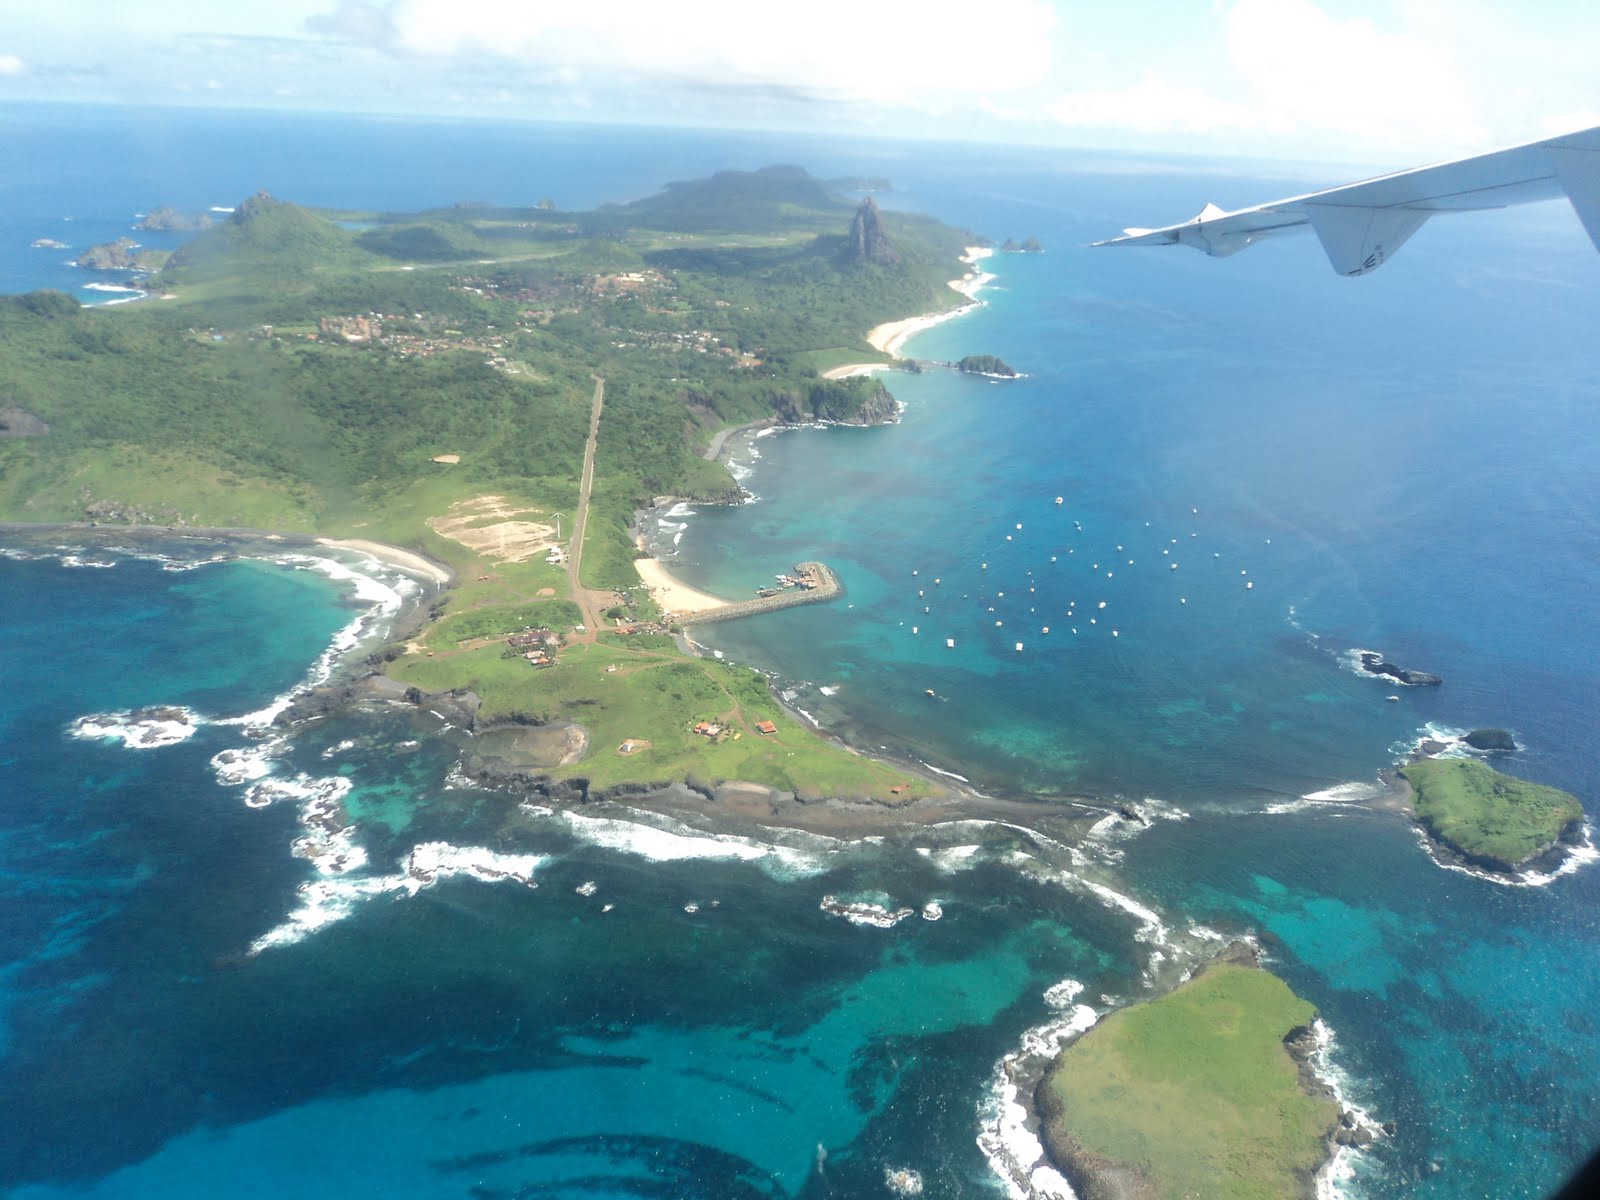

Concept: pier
[[676, 562, 842, 626]]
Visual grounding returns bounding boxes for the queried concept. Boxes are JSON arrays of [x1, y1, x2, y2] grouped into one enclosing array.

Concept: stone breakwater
[[677, 562, 841, 626]]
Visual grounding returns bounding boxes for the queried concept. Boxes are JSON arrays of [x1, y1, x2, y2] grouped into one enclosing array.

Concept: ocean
[[2, 103, 1598, 1199]]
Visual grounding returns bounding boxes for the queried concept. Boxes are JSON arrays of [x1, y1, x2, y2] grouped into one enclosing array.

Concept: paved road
[[566, 376, 605, 632]]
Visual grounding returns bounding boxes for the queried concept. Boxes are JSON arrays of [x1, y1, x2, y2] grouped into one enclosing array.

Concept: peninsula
[[0, 166, 983, 811]]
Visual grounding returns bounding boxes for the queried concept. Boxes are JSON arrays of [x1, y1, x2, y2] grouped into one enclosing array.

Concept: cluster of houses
[[692, 719, 777, 742], [505, 627, 561, 667]]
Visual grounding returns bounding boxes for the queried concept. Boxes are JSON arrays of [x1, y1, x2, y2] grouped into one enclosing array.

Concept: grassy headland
[[1, 166, 979, 807], [1036, 962, 1338, 1200], [1400, 757, 1584, 872]]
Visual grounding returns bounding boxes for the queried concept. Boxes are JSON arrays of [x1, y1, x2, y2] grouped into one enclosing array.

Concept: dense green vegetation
[[0, 165, 977, 803], [3, 170, 970, 574], [1037, 963, 1336, 1200], [1400, 758, 1583, 870]]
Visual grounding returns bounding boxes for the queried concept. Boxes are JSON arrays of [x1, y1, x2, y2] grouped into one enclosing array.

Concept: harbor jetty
[[676, 562, 842, 626]]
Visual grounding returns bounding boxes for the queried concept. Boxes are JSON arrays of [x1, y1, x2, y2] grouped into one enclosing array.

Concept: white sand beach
[[316, 537, 454, 586], [634, 555, 735, 614], [862, 246, 995, 361]]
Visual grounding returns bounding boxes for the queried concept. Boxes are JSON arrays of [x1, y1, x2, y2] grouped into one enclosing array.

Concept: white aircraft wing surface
[[1097, 126, 1600, 275]]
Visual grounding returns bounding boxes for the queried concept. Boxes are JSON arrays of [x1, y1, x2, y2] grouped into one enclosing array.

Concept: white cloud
[[1224, 0, 1483, 149], [0, 53, 25, 76], [319, 0, 1057, 108], [1041, 0, 1496, 158], [1047, 72, 1258, 136]]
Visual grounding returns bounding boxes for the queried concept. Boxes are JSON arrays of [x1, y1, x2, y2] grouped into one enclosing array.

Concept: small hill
[[616, 165, 845, 233], [159, 192, 358, 285], [356, 221, 492, 263]]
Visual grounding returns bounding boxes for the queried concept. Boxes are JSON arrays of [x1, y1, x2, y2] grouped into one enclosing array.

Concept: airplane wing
[[1096, 126, 1600, 275]]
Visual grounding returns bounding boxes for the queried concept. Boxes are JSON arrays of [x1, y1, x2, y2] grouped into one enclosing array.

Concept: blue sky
[[3, 0, 1598, 164]]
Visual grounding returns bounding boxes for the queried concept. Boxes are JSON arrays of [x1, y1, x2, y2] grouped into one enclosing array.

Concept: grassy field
[[1400, 758, 1583, 870], [391, 631, 932, 799], [1038, 964, 1336, 1200]]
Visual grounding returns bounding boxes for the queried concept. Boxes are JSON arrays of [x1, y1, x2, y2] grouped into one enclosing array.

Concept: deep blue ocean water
[[2, 103, 1598, 1198]]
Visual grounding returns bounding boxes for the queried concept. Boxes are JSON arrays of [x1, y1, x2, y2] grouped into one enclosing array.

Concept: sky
[[3, 0, 1599, 164]]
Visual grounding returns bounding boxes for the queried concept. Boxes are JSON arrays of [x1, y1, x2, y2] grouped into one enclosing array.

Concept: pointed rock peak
[[848, 196, 899, 264]]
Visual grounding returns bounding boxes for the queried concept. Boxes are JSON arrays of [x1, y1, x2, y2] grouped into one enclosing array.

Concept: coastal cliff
[[771, 376, 899, 426]]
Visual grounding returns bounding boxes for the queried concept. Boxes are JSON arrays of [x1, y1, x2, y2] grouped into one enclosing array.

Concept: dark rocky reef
[[846, 197, 899, 264], [136, 206, 213, 233], [1357, 650, 1441, 686], [1464, 727, 1516, 752]]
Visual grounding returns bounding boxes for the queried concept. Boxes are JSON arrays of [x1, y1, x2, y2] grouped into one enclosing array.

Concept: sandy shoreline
[[0, 522, 456, 589], [316, 537, 454, 586], [870, 245, 996, 358], [633, 554, 736, 615], [822, 247, 995, 379]]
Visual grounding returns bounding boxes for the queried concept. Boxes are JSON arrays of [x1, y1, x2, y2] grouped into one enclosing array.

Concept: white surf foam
[[1412, 821, 1599, 888], [215, 551, 416, 729], [915, 843, 984, 872], [68, 706, 203, 749], [976, 978, 1096, 1200], [1265, 779, 1388, 816], [1310, 1017, 1385, 1200], [534, 805, 835, 880], [250, 842, 546, 954], [210, 741, 282, 786], [820, 894, 915, 928]]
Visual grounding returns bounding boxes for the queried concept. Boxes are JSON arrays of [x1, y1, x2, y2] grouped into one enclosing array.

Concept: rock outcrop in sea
[[1356, 650, 1442, 686]]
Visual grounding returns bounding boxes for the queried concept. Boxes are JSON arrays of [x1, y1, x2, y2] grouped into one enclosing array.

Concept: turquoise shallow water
[[2, 108, 1599, 1198]]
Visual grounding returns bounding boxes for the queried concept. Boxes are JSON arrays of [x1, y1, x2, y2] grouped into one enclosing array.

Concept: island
[[1400, 757, 1584, 874], [1463, 727, 1516, 752], [136, 205, 214, 232], [1035, 952, 1345, 1199], [956, 353, 1018, 378], [1355, 649, 1442, 686], [0, 165, 983, 813], [71, 237, 165, 273], [999, 236, 1043, 253]]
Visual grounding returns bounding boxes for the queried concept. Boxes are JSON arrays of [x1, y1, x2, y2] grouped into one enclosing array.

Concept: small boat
[[925, 688, 937, 698]]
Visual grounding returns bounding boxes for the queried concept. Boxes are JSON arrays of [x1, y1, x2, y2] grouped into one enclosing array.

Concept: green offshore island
[[0, 166, 1583, 1194]]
